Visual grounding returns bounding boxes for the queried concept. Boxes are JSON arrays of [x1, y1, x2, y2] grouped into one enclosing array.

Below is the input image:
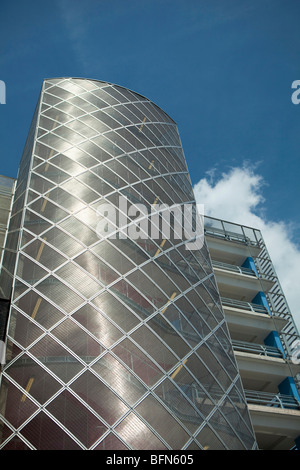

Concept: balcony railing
[[245, 390, 300, 410], [232, 339, 284, 359], [221, 296, 268, 315], [204, 221, 261, 247], [212, 260, 256, 277]]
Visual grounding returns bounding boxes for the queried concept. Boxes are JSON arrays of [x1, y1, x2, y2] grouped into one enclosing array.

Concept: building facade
[[0, 77, 298, 450], [204, 216, 300, 450]]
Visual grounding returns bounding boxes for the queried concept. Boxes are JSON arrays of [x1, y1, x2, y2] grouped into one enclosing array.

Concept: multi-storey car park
[[0, 78, 299, 450]]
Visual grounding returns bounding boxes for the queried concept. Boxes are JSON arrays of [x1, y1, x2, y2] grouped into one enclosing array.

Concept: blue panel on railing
[[264, 331, 286, 359], [242, 257, 258, 276], [279, 377, 300, 402], [252, 291, 271, 315]]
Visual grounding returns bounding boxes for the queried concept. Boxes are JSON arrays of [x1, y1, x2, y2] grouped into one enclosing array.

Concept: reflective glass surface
[[0, 78, 256, 450]]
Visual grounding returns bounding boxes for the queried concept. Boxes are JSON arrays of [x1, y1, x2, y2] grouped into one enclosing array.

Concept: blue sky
[[1, 0, 300, 327]]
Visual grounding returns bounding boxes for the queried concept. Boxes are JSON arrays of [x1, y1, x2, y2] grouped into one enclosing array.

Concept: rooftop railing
[[204, 216, 263, 247]]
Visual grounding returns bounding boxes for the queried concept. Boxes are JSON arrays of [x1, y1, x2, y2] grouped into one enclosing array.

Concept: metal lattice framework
[[0, 78, 256, 450]]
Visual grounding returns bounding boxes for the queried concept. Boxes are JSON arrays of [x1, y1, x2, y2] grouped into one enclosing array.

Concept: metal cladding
[[0, 78, 256, 450]]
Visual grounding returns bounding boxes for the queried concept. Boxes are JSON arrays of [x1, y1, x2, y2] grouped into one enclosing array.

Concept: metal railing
[[204, 217, 263, 247], [245, 390, 300, 410], [232, 339, 284, 358], [212, 260, 256, 277], [221, 296, 268, 315]]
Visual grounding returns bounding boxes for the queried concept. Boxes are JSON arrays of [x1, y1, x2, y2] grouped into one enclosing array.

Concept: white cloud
[[193, 165, 300, 333]]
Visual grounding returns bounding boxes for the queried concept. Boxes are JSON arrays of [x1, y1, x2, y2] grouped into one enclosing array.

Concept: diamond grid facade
[[0, 78, 256, 450]]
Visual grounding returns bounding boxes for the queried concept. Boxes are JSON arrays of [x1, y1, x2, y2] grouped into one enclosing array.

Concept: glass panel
[[91, 87, 119, 105], [29, 196, 69, 223], [130, 325, 178, 372], [14, 290, 65, 329], [23, 209, 51, 236], [72, 303, 124, 348], [5, 354, 62, 404], [205, 332, 237, 383], [109, 279, 154, 319], [94, 433, 129, 450], [77, 170, 114, 196], [21, 238, 67, 271], [0, 420, 12, 446], [47, 85, 75, 100], [55, 100, 86, 118], [74, 251, 119, 286], [1, 436, 31, 450], [127, 270, 167, 310], [104, 107, 131, 126], [0, 377, 38, 428], [34, 161, 70, 183], [183, 352, 223, 407], [29, 173, 55, 194], [16, 253, 48, 285], [208, 409, 245, 450], [91, 164, 127, 189], [41, 107, 72, 124], [141, 261, 181, 298], [42, 226, 84, 258], [7, 308, 44, 347], [61, 179, 99, 204], [43, 92, 62, 106], [108, 238, 147, 266], [91, 240, 135, 275], [91, 290, 140, 331], [146, 314, 190, 359], [79, 114, 110, 133], [114, 412, 166, 450], [55, 262, 102, 299], [104, 130, 135, 153], [112, 338, 163, 386], [12, 279, 31, 302], [66, 120, 98, 139], [35, 275, 85, 313], [218, 395, 253, 449], [78, 139, 112, 162], [70, 370, 129, 425], [47, 187, 86, 213], [196, 342, 232, 391], [51, 318, 103, 362], [196, 424, 226, 450], [67, 95, 98, 112], [154, 379, 203, 434], [174, 294, 211, 339], [37, 133, 73, 153], [92, 353, 147, 406], [20, 411, 81, 450], [46, 390, 107, 448], [136, 394, 190, 449], [78, 91, 108, 110], [63, 146, 99, 167], [50, 154, 85, 176], [163, 303, 201, 349], [90, 109, 120, 129], [29, 335, 84, 382], [59, 216, 99, 247]]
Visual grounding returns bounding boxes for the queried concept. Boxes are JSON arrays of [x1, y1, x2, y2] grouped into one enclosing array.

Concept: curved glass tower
[[0, 78, 256, 450]]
